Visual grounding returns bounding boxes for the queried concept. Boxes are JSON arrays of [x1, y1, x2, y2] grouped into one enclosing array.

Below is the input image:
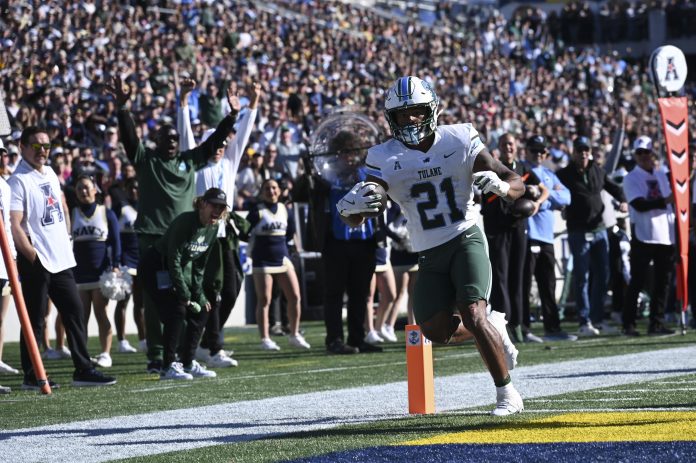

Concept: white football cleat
[[491, 383, 524, 416], [487, 310, 518, 370]]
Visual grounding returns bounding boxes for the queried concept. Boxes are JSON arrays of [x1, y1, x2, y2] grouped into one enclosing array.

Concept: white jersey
[[365, 124, 485, 252], [0, 177, 16, 279], [71, 204, 109, 242], [118, 203, 137, 234], [8, 160, 76, 273], [623, 164, 675, 245]]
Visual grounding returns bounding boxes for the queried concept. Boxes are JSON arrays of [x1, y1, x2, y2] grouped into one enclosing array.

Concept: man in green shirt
[[105, 76, 238, 372]]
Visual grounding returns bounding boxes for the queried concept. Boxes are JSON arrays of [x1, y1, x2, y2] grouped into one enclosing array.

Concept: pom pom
[[99, 267, 133, 301]]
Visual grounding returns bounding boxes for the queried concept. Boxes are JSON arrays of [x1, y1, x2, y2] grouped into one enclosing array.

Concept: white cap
[[633, 136, 653, 152]]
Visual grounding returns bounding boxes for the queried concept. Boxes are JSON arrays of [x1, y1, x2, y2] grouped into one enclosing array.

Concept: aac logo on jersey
[[40, 183, 63, 226]]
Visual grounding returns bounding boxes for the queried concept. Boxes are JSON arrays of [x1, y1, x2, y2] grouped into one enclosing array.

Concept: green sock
[[495, 375, 511, 388]]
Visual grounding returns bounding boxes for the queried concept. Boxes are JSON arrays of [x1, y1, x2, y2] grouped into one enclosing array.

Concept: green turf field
[[1, 319, 695, 462]]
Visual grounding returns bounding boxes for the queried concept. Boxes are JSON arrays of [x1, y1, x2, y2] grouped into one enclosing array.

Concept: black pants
[[623, 240, 674, 329], [523, 240, 561, 333], [17, 255, 92, 379], [487, 226, 528, 328], [140, 247, 209, 367], [607, 227, 626, 313], [201, 240, 242, 354], [322, 239, 376, 348]]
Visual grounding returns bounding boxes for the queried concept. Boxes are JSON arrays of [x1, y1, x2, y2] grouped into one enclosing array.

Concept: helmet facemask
[[384, 76, 439, 146]]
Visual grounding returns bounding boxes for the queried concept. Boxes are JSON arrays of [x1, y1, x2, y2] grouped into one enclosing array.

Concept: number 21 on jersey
[[410, 176, 464, 230]]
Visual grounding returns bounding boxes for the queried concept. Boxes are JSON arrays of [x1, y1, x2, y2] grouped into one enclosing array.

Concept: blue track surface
[[289, 442, 696, 463]]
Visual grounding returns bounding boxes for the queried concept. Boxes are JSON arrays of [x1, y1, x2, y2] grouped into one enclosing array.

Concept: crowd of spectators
[[0, 0, 695, 379]]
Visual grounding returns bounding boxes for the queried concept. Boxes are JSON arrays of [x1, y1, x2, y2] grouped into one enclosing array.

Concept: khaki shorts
[[412, 225, 491, 324]]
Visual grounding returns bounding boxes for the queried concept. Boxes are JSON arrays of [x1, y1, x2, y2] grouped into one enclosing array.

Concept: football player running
[[337, 76, 525, 416]]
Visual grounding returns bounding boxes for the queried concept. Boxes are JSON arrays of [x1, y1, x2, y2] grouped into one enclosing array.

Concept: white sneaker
[[491, 383, 524, 416], [207, 350, 238, 368], [185, 360, 217, 378], [195, 346, 210, 363], [364, 330, 384, 345], [138, 339, 147, 353], [118, 340, 137, 353], [58, 346, 72, 359], [597, 322, 620, 335], [0, 360, 18, 375], [94, 352, 112, 368], [380, 324, 398, 342], [288, 334, 311, 349], [524, 332, 544, 343], [43, 346, 71, 360], [578, 322, 600, 336], [487, 310, 519, 370], [260, 338, 281, 351], [160, 362, 193, 380]]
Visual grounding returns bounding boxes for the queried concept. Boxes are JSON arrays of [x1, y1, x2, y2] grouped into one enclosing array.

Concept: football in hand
[[511, 198, 536, 218], [523, 184, 542, 201], [360, 182, 388, 218]]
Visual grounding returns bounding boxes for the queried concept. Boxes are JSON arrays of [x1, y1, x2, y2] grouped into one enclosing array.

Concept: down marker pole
[[405, 324, 434, 414]]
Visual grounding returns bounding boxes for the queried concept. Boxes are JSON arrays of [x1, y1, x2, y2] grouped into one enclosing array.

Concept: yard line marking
[[2, 346, 696, 463]]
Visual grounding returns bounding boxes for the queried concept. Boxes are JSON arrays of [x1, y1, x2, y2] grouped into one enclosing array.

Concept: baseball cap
[[526, 135, 547, 152], [573, 136, 591, 150], [633, 135, 653, 152], [202, 187, 227, 205]]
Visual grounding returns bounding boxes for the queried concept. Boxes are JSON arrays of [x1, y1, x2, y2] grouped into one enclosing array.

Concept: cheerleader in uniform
[[112, 177, 146, 353], [364, 212, 397, 345], [248, 179, 310, 351], [71, 175, 122, 368]]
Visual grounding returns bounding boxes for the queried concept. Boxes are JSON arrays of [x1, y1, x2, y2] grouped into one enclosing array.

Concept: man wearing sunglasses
[[621, 136, 676, 336], [8, 126, 117, 389]]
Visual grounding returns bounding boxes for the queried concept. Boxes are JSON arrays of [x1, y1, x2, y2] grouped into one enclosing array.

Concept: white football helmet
[[384, 76, 439, 145]]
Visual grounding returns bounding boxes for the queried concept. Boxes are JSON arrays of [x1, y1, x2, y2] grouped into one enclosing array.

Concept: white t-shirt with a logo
[[623, 165, 675, 245], [8, 160, 76, 272], [0, 177, 16, 279]]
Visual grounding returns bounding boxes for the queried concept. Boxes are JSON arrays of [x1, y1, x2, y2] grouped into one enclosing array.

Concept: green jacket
[[155, 211, 219, 307], [203, 212, 251, 294]]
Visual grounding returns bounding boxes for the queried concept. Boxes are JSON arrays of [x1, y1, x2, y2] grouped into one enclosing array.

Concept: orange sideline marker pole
[[406, 324, 434, 414], [0, 216, 51, 394]]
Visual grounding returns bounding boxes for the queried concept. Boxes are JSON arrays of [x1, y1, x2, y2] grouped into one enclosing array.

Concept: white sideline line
[[1, 346, 696, 463], [597, 388, 696, 393], [527, 398, 642, 403]]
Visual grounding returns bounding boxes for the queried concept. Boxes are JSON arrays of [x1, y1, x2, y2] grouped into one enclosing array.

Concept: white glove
[[187, 301, 202, 313], [337, 181, 383, 217], [473, 171, 510, 197]]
